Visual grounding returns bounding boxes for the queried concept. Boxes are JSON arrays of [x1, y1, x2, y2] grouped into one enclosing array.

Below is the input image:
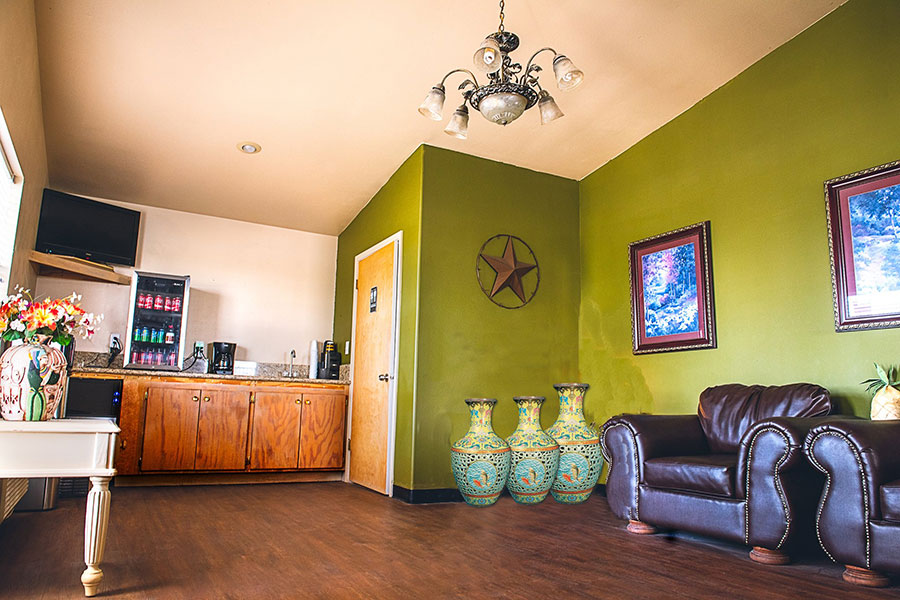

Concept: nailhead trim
[[806, 431, 870, 568], [600, 423, 641, 521], [744, 427, 792, 549]]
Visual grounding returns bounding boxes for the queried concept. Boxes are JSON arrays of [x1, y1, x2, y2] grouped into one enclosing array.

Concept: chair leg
[[626, 520, 659, 535], [749, 547, 790, 565], [842, 566, 890, 588]]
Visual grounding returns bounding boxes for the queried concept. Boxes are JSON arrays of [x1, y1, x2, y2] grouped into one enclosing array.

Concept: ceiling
[[34, 0, 845, 236]]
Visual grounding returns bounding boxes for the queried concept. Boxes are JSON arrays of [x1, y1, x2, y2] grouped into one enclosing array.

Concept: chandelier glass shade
[[418, 1, 583, 139]]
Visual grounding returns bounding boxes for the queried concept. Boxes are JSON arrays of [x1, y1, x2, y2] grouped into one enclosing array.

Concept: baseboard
[[393, 483, 606, 504]]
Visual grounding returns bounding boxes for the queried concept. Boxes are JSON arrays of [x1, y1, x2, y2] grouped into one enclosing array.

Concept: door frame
[[344, 231, 402, 496]]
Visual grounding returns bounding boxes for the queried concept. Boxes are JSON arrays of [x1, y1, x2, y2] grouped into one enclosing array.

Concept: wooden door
[[350, 241, 395, 493], [194, 389, 251, 470], [141, 386, 201, 471], [250, 391, 302, 469], [299, 393, 347, 469]]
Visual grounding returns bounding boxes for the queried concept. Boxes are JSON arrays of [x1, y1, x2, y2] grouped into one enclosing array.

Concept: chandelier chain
[[498, 0, 505, 32]]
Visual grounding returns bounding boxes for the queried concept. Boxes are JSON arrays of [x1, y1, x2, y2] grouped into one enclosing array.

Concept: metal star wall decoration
[[476, 234, 540, 309]]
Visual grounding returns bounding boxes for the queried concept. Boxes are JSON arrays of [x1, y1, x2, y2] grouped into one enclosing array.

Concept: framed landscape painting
[[826, 159, 900, 332], [628, 221, 716, 354]]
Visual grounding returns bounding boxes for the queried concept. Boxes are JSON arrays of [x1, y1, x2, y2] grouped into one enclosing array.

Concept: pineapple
[[862, 364, 900, 421]]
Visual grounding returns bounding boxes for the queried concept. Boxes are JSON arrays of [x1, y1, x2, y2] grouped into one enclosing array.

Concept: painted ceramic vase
[[0, 338, 68, 421], [547, 383, 602, 504], [451, 398, 511, 506], [505, 396, 559, 504]]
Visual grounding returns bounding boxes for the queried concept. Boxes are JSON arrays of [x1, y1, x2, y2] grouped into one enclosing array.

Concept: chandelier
[[418, 0, 584, 139]]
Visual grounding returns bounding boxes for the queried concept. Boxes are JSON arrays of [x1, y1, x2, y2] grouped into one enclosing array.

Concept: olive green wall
[[579, 0, 900, 429], [334, 147, 423, 489], [414, 146, 580, 489]]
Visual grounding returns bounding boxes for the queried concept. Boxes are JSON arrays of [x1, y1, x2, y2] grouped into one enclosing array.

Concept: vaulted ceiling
[[34, 0, 845, 235]]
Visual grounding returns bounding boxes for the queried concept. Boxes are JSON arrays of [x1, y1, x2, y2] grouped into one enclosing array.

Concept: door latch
[[377, 373, 389, 381]]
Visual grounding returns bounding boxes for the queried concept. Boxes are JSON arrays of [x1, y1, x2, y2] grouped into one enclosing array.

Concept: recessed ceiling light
[[237, 142, 261, 154]]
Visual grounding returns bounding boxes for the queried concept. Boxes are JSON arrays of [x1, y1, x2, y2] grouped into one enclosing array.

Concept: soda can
[[156, 351, 164, 365], [154, 295, 164, 310], [164, 296, 172, 312], [172, 296, 182, 312], [131, 350, 140, 364], [141, 327, 150, 342]]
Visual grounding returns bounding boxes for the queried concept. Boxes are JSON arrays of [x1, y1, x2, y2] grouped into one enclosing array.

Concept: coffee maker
[[317, 340, 341, 380], [209, 342, 236, 375]]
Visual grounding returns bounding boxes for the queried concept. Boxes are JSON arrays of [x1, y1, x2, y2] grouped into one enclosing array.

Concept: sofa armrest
[[738, 416, 841, 549], [804, 418, 900, 568], [600, 414, 706, 522]]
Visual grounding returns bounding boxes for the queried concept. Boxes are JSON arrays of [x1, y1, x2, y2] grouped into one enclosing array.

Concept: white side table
[[0, 418, 119, 597]]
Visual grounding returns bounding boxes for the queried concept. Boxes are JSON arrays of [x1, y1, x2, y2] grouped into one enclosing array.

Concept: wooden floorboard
[[0, 482, 897, 599]]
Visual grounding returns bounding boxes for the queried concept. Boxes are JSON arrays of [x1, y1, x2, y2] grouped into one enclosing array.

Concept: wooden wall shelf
[[28, 250, 131, 285]]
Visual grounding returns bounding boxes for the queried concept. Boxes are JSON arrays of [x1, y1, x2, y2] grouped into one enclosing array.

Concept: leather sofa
[[600, 383, 833, 564], [805, 419, 900, 587]]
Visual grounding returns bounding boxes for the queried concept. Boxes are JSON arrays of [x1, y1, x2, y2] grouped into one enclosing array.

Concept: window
[[0, 106, 23, 295]]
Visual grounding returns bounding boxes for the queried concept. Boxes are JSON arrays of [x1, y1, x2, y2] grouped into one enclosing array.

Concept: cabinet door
[[299, 394, 347, 469], [141, 386, 201, 471], [250, 391, 302, 470], [195, 389, 251, 470]]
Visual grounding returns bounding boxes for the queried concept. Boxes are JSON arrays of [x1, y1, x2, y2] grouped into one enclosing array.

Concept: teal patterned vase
[[451, 398, 511, 506], [0, 338, 68, 421], [506, 396, 559, 504], [547, 383, 602, 504]]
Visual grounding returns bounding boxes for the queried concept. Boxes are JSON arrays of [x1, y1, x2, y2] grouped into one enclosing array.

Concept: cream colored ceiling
[[35, 0, 845, 235]]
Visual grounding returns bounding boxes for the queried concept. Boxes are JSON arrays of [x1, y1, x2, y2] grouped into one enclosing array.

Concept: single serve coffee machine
[[317, 340, 341, 380]]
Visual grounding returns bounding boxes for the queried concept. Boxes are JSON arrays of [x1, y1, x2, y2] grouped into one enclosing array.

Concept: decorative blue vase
[[505, 396, 559, 504], [451, 398, 511, 506], [547, 383, 602, 503]]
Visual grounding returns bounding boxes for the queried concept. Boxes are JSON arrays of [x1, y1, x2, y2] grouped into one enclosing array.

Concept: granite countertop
[[72, 366, 350, 385], [71, 352, 350, 385]]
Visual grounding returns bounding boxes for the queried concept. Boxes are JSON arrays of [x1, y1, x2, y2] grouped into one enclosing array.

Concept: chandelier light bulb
[[552, 55, 584, 91], [418, 85, 446, 121], [537, 90, 564, 125], [473, 36, 502, 74], [444, 105, 470, 139]]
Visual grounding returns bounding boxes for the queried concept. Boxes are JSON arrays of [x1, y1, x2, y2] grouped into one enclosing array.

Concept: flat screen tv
[[35, 189, 141, 266]]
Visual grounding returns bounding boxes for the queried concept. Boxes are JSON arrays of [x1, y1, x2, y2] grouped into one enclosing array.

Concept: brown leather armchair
[[805, 419, 900, 587], [600, 383, 833, 564]]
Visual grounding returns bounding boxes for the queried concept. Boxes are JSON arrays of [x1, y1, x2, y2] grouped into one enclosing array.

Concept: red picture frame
[[628, 221, 716, 354], [825, 159, 900, 332]]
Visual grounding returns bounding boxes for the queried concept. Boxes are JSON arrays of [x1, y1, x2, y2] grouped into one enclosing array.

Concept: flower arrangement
[[0, 288, 101, 346]]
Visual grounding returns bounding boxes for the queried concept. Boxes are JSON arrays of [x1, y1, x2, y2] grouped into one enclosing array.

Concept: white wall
[[35, 198, 337, 364]]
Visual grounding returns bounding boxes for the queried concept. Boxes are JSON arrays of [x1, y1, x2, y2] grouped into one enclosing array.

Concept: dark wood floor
[[0, 482, 897, 599]]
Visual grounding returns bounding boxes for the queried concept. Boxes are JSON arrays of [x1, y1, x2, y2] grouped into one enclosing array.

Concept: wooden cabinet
[[248, 391, 347, 471], [195, 389, 251, 470], [141, 384, 251, 472], [141, 387, 201, 471], [299, 393, 346, 469], [69, 371, 348, 479], [250, 391, 302, 470]]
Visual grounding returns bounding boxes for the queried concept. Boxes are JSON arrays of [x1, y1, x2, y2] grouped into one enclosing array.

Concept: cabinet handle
[[305, 399, 311, 405], [120, 439, 127, 449], [204, 397, 210, 402], [192, 396, 199, 402], [295, 399, 301, 404]]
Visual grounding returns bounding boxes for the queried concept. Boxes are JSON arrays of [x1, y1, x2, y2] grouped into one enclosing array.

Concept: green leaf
[[876, 363, 889, 383]]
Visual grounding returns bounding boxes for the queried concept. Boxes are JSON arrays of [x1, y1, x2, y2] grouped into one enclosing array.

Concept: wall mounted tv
[[35, 189, 141, 267]]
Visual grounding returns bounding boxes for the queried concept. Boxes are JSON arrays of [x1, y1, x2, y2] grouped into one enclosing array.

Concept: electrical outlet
[[109, 333, 122, 349]]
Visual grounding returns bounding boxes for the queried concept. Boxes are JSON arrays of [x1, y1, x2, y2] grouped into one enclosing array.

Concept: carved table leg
[[749, 546, 790, 565], [81, 476, 112, 597], [842, 565, 890, 587], [626, 520, 659, 535]]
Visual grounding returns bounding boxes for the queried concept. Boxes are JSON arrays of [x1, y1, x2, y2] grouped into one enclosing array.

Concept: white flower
[[11, 319, 25, 332]]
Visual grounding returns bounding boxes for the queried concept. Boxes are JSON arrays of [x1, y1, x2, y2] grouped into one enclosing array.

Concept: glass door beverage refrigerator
[[123, 272, 190, 370]]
